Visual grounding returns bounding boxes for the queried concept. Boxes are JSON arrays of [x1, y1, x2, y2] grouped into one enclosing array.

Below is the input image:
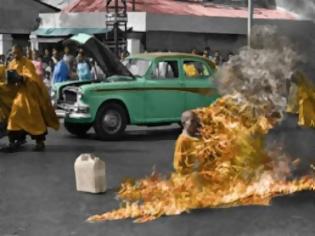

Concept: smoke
[[216, 25, 300, 118], [276, 0, 315, 21]]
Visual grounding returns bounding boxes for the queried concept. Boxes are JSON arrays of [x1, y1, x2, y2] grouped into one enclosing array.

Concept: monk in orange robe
[[1, 45, 59, 152], [286, 72, 315, 127], [173, 110, 202, 175]]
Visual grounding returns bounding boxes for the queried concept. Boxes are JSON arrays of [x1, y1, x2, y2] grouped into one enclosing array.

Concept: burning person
[[1, 45, 59, 152], [173, 110, 202, 175]]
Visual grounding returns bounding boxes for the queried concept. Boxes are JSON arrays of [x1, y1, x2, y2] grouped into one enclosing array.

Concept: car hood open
[[65, 33, 133, 78]]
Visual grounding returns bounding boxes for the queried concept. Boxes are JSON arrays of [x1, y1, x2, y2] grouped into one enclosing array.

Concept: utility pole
[[247, 0, 254, 48], [105, 0, 128, 57]]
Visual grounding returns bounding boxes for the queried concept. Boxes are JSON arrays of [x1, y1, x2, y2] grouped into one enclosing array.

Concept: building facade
[[0, 0, 58, 55]]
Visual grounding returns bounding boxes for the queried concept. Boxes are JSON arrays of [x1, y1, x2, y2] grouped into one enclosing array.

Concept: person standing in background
[[91, 59, 105, 80], [63, 46, 75, 72], [32, 50, 44, 80], [50, 48, 59, 77], [42, 48, 52, 66], [41, 48, 53, 86], [76, 50, 92, 81], [213, 50, 222, 66], [203, 47, 212, 60], [52, 50, 69, 84]]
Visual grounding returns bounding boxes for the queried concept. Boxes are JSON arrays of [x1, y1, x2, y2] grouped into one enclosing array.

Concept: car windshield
[[122, 59, 151, 77]]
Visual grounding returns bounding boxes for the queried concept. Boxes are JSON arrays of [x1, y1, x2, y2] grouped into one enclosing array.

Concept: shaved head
[[181, 110, 195, 125], [11, 45, 24, 60], [181, 110, 201, 137], [12, 44, 23, 51]]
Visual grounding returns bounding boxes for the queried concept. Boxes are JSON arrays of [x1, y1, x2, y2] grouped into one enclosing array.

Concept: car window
[[183, 60, 210, 78], [122, 59, 151, 77], [152, 60, 179, 79]]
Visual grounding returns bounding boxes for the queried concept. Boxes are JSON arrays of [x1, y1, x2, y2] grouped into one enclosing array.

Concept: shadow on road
[[63, 126, 181, 142], [41, 145, 148, 153]]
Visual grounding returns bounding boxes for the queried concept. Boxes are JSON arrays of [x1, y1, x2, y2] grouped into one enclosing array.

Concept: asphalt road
[[1, 115, 315, 236]]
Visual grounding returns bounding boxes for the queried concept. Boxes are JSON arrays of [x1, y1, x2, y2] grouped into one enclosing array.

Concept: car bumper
[[56, 109, 92, 119], [56, 103, 93, 123]]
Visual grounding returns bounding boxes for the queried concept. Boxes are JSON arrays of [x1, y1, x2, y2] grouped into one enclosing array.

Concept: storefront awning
[[32, 28, 110, 37]]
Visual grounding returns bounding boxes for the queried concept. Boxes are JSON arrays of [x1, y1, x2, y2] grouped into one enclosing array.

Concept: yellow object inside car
[[183, 63, 200, 77]]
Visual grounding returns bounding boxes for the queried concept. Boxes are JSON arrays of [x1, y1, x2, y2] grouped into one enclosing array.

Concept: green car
[[52, 34, 219, 140]]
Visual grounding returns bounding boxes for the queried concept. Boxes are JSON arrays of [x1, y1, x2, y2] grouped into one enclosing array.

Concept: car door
[[181, 58, 219, 111], [144, 59, 185, 122]]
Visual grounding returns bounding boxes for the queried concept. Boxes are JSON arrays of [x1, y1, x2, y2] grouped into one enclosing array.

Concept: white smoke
[[276, 0, 315, 21], [216, 26, 300, 118]]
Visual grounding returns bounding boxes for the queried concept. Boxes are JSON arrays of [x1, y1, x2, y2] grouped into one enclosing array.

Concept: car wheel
[[64, 122, 92, 137], [94, 103, 127, 140]]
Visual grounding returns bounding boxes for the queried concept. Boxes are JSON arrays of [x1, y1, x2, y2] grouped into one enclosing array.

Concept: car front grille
[[60, 86, 79, 105], [63, 90, 77, 105]]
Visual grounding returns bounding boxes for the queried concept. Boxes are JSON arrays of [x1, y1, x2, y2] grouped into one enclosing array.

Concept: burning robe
[[173, 133, 201, 175], [6, 57, 59, 135]]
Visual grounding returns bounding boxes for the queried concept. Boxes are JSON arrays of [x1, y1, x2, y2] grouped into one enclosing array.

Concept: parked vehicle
[[52, 34, 219, 140]]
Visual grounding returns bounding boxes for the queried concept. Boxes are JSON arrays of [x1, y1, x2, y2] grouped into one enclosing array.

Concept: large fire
[[87, 95, 315, 223], [87, 26, 315, 223]]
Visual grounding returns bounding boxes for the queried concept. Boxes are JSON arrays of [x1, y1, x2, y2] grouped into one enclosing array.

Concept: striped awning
[[32, 27, 110, 37]]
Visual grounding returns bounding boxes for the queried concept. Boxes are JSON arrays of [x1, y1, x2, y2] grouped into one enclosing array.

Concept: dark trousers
[[8, 130, 46, 143]]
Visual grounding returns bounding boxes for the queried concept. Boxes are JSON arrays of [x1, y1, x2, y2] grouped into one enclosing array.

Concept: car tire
[[64, 122, 92, 137], [94, 103, 127, 140]]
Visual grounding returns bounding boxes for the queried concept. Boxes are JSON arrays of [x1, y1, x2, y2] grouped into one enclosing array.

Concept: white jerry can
[[74, 153, 107, 193]]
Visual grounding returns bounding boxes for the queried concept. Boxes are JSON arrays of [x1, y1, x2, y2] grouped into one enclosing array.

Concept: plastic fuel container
[[74, 153, 107, 193]]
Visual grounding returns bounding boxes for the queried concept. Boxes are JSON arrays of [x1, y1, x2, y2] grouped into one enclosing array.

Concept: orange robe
[[0, 65, 19, 123], [6, 57, 59, 135], [287, 73, 315, 127], [0, 64, 5, 83], [173, 133, 200, 174], [297, 79, 315, 127]]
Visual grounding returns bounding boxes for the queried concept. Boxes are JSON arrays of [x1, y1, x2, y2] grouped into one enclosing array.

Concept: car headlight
[[51, 90, 56, 99], [77, 91, 83, 101]]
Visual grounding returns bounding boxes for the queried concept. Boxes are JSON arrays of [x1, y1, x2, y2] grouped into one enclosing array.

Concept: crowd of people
[[192, 46, 234, 66], [0, 46, 107, 91], [0, 45, 231, 85]]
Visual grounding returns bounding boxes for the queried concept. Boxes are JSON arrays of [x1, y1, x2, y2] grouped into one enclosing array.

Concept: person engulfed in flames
[[173, 111, 202, 175], [87, 26, 315, 223]]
